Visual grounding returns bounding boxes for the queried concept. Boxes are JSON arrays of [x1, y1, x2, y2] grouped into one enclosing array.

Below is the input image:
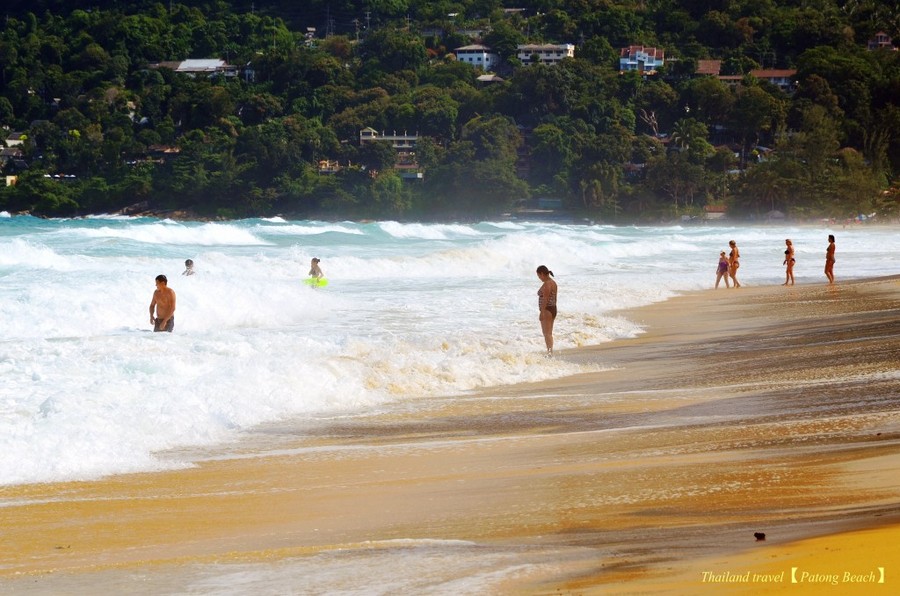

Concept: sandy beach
[[2, 276, 899, 594]]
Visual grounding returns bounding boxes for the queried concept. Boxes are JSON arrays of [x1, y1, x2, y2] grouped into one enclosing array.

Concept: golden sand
[[1, 277, 899, 593]]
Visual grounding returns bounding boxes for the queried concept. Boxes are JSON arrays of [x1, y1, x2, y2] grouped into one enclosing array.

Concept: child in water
[[308, 257, 323, 279]]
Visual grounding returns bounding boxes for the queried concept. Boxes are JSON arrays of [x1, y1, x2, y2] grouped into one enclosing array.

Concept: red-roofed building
[[619, 45, 665, 74], [718, 69, 797, 93], [696, 60, 722, 76], [867, 32, 896, 51], [704, 204, 727, 220]]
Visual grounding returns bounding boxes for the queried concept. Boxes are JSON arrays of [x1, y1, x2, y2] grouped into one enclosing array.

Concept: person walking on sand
[[728, 240, 741, 288], [782, 239, 795, 286], [308, 257, 324, 279], [715, 251, 731, 289], [536, 265, 558, 358], [825, 235, 836, 284], [149, 274, 176, 332]]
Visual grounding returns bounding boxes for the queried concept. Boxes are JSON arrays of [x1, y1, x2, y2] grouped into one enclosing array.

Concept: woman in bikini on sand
[[728, 240, 741, 288], [783, 238, 795, 285], [536, 265, 558, 358], [825, 235, 836, 284]]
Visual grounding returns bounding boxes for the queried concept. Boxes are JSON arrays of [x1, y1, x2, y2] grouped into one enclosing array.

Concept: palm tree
[[670, 118, 707, 151]]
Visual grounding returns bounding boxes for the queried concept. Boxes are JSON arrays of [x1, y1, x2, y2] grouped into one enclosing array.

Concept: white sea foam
[[378, 220, 483, 239], [85, 213, 140, 220], [0, 238, 75, 269], [175, 541, 558, 595], [259, 223, 365, 236], [8, 539, 562, 594], [71, 222, 269, 246], [0, 217, 898, 486]]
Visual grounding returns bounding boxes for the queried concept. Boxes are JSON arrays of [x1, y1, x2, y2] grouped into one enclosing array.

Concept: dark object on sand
[[754, 532, 766, 541]]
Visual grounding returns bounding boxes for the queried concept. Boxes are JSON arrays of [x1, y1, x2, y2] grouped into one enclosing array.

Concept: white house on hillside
[[453, 45, 500, 70], [517, 43, 575, 65], [359, 127, 423, 181], [150, 59, 238, 78], [619, 45, 665, 73], [5, 132, 26, 147]]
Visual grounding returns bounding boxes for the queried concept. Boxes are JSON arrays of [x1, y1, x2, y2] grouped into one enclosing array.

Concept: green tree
[[706, 146, 738, 203], [729, 83, 786, 158], [735, 160, 790, 217], [461, 114, 521, 162], [370, 171, 412, 215], [356, 28, 427, 75], [8, 170, 79, 215], [831, 148, 881, 218], [357, 139, 397, 172], [791, 74, 843, 122], [670, 118, 713, 162], [579, 161, 623, 217], [529, 122, 576, 191], [158, 127, 239, 208], [0, 97, 14, 124], [780, 104, 841, 186], [412, 86, 459, 141], [482, 20, 524, 64], [645, 151, 706, 212], [796, 46, 881, 135], [425, 116, 527, 216], [240, 93, 284, 126], [682, 76, 734, 128], [863, 105, 900, 181], [578, 37, 618, 67]]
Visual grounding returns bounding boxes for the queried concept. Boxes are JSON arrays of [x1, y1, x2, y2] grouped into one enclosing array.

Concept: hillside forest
[[0, 0, 898, 221]]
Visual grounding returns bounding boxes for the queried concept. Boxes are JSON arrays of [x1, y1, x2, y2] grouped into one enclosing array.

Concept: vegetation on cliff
[[1, 1, 898, 220]]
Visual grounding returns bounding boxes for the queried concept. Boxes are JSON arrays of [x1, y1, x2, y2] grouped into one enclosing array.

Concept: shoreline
[[1, 276, 899, 592], [5, 208, 900, 228]]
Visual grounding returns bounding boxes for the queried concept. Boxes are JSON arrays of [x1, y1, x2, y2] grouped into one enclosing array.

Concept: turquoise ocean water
[[1, 212, 897, 486]]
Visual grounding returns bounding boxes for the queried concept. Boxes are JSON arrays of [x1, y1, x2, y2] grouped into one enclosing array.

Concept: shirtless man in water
[[149, 274, 176, 332]]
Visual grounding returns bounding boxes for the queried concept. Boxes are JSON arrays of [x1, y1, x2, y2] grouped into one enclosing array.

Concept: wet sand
[[2, 277, 899, 593]]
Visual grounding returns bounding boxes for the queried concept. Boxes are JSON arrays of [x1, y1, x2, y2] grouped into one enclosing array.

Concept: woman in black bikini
[[783, 238, 795, 285], [536, 265, 558, 357]]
